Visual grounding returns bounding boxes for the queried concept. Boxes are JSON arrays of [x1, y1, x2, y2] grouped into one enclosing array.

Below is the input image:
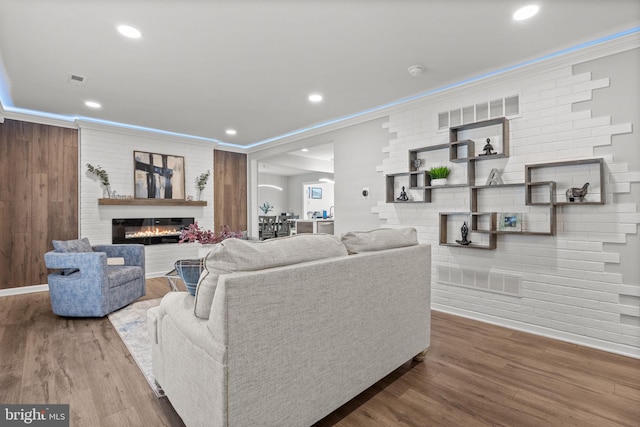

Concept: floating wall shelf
[[98, 198, 207, 207], [385, 116, 606, 249]]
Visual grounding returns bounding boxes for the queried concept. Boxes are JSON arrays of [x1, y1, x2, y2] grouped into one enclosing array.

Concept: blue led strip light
[[1, 26, 638, 149]]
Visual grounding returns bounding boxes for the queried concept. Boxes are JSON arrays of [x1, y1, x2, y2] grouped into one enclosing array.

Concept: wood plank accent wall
[[0, 119, 78, 289], [213, 150, 247, 232]]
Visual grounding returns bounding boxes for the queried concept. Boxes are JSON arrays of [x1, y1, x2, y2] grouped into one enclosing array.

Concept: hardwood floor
[[1, 278, 638, 426]]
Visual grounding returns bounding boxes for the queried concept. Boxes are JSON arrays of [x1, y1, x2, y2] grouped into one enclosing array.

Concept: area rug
[[108, 298, 164, 397]]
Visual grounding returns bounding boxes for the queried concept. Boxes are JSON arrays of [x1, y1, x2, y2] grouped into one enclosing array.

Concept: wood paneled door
[[214, 150, 247, 232], [0, 119, 78, 289]]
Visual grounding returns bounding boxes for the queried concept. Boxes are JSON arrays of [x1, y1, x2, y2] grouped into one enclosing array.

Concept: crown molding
[[75, 119, 219, 149], [1, 109, 78, 129]]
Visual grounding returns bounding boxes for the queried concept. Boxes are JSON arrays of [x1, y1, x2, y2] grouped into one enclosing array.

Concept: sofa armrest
[[156, 293, 223, 358], [92, 244, 145, 268]]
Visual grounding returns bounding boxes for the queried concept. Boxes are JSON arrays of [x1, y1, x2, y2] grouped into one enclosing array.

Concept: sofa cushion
[[52, 237, 93, 275], [107, 266, 144, 288], [194, 234, 348, 319], [341, 227, 418, 254]]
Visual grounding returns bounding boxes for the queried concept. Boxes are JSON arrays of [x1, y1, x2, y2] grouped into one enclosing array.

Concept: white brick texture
[[80, 127, 215, 277], [376, 53, 640, 357]]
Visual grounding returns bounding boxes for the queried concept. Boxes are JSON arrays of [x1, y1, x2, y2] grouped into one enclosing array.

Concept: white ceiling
[[259, 142, 334, 176], [0, 1, 638, 149]]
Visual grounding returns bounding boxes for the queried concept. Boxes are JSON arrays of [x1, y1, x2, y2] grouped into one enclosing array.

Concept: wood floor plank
[[1, 279, 638, 427]]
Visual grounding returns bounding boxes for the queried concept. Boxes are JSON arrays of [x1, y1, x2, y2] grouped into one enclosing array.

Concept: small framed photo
[[498, 213, 522, 232], [310, 187, 323, 199]]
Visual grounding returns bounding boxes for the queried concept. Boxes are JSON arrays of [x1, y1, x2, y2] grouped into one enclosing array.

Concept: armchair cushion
[[52, 237, 93, 275]]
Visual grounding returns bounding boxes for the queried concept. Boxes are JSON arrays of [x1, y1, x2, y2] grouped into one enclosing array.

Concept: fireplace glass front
[[112, 217, 194, 245]]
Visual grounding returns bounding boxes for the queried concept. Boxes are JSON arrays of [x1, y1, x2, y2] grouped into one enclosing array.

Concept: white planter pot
[[431, 178, 448, 186]]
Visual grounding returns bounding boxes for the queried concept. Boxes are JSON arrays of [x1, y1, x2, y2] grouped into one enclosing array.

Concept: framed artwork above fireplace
[[134, 151, 185, 200]]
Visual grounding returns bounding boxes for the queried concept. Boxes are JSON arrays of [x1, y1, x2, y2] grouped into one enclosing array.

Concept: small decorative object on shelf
[[396, 186, 409, 201], [413, 159, 422, 170], [565, 182, 589, 202], [455, 221, 472, 245], [429, 166, 450, 186], [260, 201, 274, 214], [498, 213, 522, 232], [195, 170, 211, 201], [86, 163, 112, 198], [486, 168, 504, 185], [480, 138, 495, 156]]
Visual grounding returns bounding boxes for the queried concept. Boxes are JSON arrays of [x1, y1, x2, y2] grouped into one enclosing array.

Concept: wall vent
[[438, 264, 522, 297], [67, 74, 87, 86], [438, 95, 519, 130]]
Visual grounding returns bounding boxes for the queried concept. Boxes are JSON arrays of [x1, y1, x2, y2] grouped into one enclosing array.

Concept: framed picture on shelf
[[498, 213, 522, 232], [134, 151, 185, 199], [310, 187, 323, 199]]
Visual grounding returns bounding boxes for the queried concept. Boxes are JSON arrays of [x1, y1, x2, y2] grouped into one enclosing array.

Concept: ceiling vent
[[67, 73, 87, 86]]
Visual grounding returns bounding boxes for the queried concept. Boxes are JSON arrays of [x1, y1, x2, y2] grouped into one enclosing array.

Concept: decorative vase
[[103, 185, 112, 198], [430, 178, 447, 186]]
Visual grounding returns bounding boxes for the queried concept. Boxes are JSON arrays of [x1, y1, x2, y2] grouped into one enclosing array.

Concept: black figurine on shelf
[[566, 182, 589, 202], [455, 221, 472, 245], [396, 186, 409, 201], [480, 138, 495, 156]]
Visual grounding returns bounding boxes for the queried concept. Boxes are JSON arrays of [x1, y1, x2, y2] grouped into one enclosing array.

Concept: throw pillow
[[194, 234, 348, 319], [52, 237, 92, 253], [341, 227, 418, 254], [52, 237, 93, 275]]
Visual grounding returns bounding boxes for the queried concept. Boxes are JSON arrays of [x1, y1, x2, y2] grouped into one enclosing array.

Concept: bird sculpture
[[566, 182, 589, 202]]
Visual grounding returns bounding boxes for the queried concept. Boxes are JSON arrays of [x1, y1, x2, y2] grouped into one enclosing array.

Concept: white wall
[[79, 123, 215, 277], [263, 41, 640, 358], [373, 45, 639, 358], [257, 173, 289, 216], [303, 182, 334, 219]]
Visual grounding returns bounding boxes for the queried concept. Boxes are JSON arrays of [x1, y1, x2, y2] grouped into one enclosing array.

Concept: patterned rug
[[108, 298, 164, 397]]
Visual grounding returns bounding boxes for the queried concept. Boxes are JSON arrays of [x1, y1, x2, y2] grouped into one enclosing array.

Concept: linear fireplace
[[112, 217, 194, 245]]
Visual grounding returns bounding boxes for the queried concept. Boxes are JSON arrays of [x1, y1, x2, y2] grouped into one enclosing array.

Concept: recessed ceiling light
[[85, 101, 102, 109], [308, 94, 323, 103], [301, 148, 309, 152], [225, 129, 237, 135], [117, 24, 142, 39], [513, 5, 539, 21]]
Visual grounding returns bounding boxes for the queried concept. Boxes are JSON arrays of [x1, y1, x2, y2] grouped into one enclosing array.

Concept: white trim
[[2, 110, 78, 129], [432, 304, 640, 360], [76, 119, 219, 149], [0, 284, 49, 297]]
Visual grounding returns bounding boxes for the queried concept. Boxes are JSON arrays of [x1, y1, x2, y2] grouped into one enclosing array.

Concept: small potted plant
[[195, 170, 210, 201], [429, 166, 450, 186], [259, 202, 274, 214], [86, 163, 112, 198]]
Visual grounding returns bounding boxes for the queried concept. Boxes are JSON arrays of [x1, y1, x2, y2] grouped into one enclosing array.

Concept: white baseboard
[[432, 303, 640, 360], [0, 284, 49, 297]]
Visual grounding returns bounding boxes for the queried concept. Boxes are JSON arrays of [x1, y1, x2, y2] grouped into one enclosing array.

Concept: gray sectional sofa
[[148, 228, 431, 427]]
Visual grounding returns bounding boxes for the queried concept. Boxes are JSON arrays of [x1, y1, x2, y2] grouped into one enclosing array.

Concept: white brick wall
[[80, 125, 215, 277], [376, 51, 640, 357]]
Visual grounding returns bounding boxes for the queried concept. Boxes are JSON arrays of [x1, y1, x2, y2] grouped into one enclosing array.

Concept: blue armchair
[[44, 244, 146, 317]]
